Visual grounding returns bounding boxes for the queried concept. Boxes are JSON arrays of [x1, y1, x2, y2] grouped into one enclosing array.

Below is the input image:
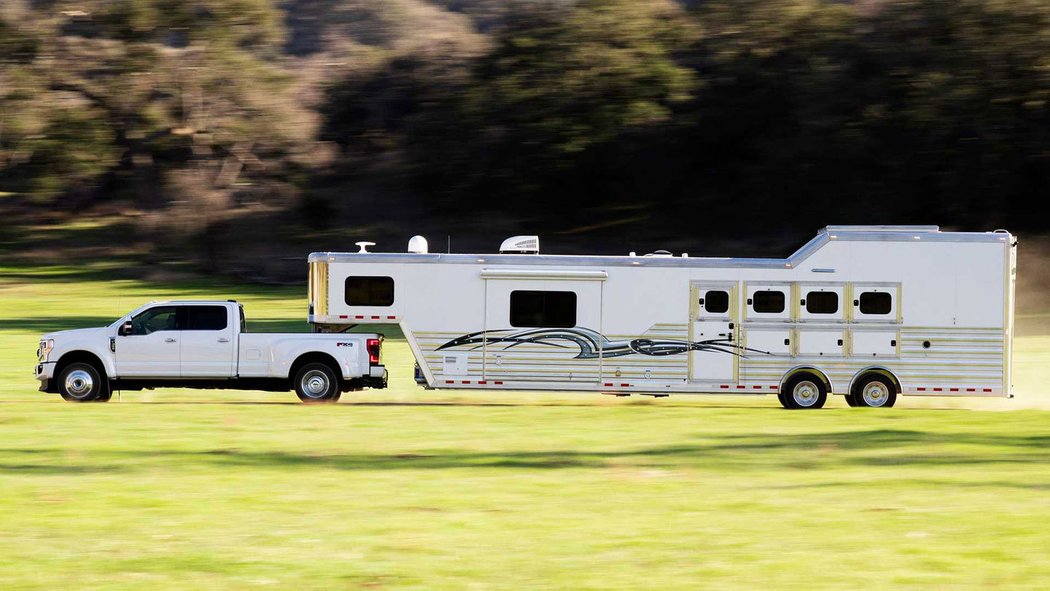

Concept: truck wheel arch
[[289, 352, 343, 383], [54, 351, 108, 382]]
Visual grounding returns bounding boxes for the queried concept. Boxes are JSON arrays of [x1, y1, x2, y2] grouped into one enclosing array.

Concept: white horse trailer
[[308, 226, 1017, 408]]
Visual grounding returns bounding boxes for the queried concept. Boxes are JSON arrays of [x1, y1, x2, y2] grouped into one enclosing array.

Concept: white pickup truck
[[34, 300, 387, 403]]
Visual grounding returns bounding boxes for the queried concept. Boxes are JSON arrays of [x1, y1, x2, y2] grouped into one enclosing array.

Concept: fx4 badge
[[336, 342, 353, 347]]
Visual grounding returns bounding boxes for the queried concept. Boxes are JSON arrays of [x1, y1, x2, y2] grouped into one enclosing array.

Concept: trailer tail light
[[367, 338, 381, 365]]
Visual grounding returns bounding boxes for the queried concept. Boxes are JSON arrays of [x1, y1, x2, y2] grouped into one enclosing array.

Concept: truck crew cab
[[35, 300, 387, 402]]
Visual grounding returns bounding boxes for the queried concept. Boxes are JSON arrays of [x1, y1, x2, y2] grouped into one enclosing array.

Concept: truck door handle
[[165, 338, 176, 343], [218, 338, 230, 343]]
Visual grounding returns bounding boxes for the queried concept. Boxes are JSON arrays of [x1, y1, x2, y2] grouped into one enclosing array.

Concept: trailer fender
[[848, 367, 902, 396], [780, 366, 834, 394]]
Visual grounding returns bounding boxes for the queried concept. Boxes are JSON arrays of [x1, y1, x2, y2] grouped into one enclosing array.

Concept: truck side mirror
[[119, 321, 133, 336]]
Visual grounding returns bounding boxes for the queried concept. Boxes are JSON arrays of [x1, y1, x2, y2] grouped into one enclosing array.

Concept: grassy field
[[1, 264, 1049, 589]]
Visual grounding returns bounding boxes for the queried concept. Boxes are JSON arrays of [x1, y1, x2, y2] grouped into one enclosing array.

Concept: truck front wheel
[[58, 362, 109, 402], [293, 363, 342, 403]]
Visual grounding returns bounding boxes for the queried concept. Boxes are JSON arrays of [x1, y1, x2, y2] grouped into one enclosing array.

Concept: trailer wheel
[[781, 373, 827, 409], [294, 363, 341, 403], [58, 362, 108, 402], [844, 393, 860, 407], [852, 374, 897, 408]]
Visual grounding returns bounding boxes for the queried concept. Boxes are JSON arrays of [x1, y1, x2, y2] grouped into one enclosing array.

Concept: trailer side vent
[[499, 235, 540, 254]]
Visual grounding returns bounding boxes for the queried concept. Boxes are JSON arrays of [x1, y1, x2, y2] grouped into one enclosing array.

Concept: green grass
[[1, 264, 1049, 589]]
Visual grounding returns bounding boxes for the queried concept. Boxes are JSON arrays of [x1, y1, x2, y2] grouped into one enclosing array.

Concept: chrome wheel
[[300, 369, 330, 399], [59, 362, 107, 402], [851, 374, 898, 408], [64, 369, 94, 398], [792, 380, 820, 408], [780, 373, 828, 409], [862, 381, 890, 407]]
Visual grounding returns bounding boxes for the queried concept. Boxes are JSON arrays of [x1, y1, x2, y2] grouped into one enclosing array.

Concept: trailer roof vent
[[408, 235, 428, 254], [499, 235, 540, 254], [644, 249, 674, 257]]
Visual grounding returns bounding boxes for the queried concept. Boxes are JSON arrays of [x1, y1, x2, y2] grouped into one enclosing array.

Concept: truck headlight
[[39, 339, 54, 362]]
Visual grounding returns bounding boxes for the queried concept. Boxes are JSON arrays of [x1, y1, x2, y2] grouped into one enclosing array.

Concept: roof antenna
[[447, 235, 451, 254]]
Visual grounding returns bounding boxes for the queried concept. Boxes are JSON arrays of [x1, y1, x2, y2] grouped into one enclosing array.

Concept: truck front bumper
[[35, 362, 57, 393]]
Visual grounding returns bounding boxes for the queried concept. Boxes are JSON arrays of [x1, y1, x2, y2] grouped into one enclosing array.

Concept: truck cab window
[[185, 306, 229, 330], [131, 306, 179, 335]]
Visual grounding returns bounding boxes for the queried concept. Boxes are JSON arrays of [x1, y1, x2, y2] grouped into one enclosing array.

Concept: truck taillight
[[367, 338, 381, 365]]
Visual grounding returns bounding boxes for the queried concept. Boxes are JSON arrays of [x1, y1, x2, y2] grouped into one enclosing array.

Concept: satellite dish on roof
[[408, 235, 428, 254]]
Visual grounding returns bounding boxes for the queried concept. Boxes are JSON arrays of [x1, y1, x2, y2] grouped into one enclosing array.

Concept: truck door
[[179, 305, 236, 377], [689, 283, 738, 383], [115, 305, 181, 377]]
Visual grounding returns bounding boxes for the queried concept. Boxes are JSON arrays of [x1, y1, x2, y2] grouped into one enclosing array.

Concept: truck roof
[[141, 300, 241, 306]]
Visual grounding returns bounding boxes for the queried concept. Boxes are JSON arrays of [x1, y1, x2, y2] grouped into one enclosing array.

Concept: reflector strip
[[983, 388, 992, 392], [494, 381, 504, 385], [966, 388, 976, 392], [604, 383, 613, 387], [720, 385, 729, 389], [753, 385, 762, 389], [917, 387, 926, 391], [339, 315, 348, 319], [950, 387, 959, 392]]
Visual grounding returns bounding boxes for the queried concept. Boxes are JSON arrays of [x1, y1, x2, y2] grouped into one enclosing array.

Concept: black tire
[[851, 374, 897, 408], [777, 391, 789, 408], [293, 363, 342, 403], [58, 362, 108, 402], [844, 393, 860, 407], [781, 373, 828, 409]]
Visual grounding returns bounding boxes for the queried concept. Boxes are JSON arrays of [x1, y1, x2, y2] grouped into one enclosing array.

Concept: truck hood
[[41, 327, 112, 341]]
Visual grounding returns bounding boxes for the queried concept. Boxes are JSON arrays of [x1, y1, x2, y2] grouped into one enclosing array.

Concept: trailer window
[[752, 290, 785, 313], [510, 290, 576, 328], [703, 291, 730, 314], [344, 276, 395, 306], [185, 306, 228, 331], [805, 291, 839, 314], [859, 291, 892, 315]]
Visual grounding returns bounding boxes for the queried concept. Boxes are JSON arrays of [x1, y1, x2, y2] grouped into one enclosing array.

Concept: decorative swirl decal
[[437, 327, 765, 359]]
